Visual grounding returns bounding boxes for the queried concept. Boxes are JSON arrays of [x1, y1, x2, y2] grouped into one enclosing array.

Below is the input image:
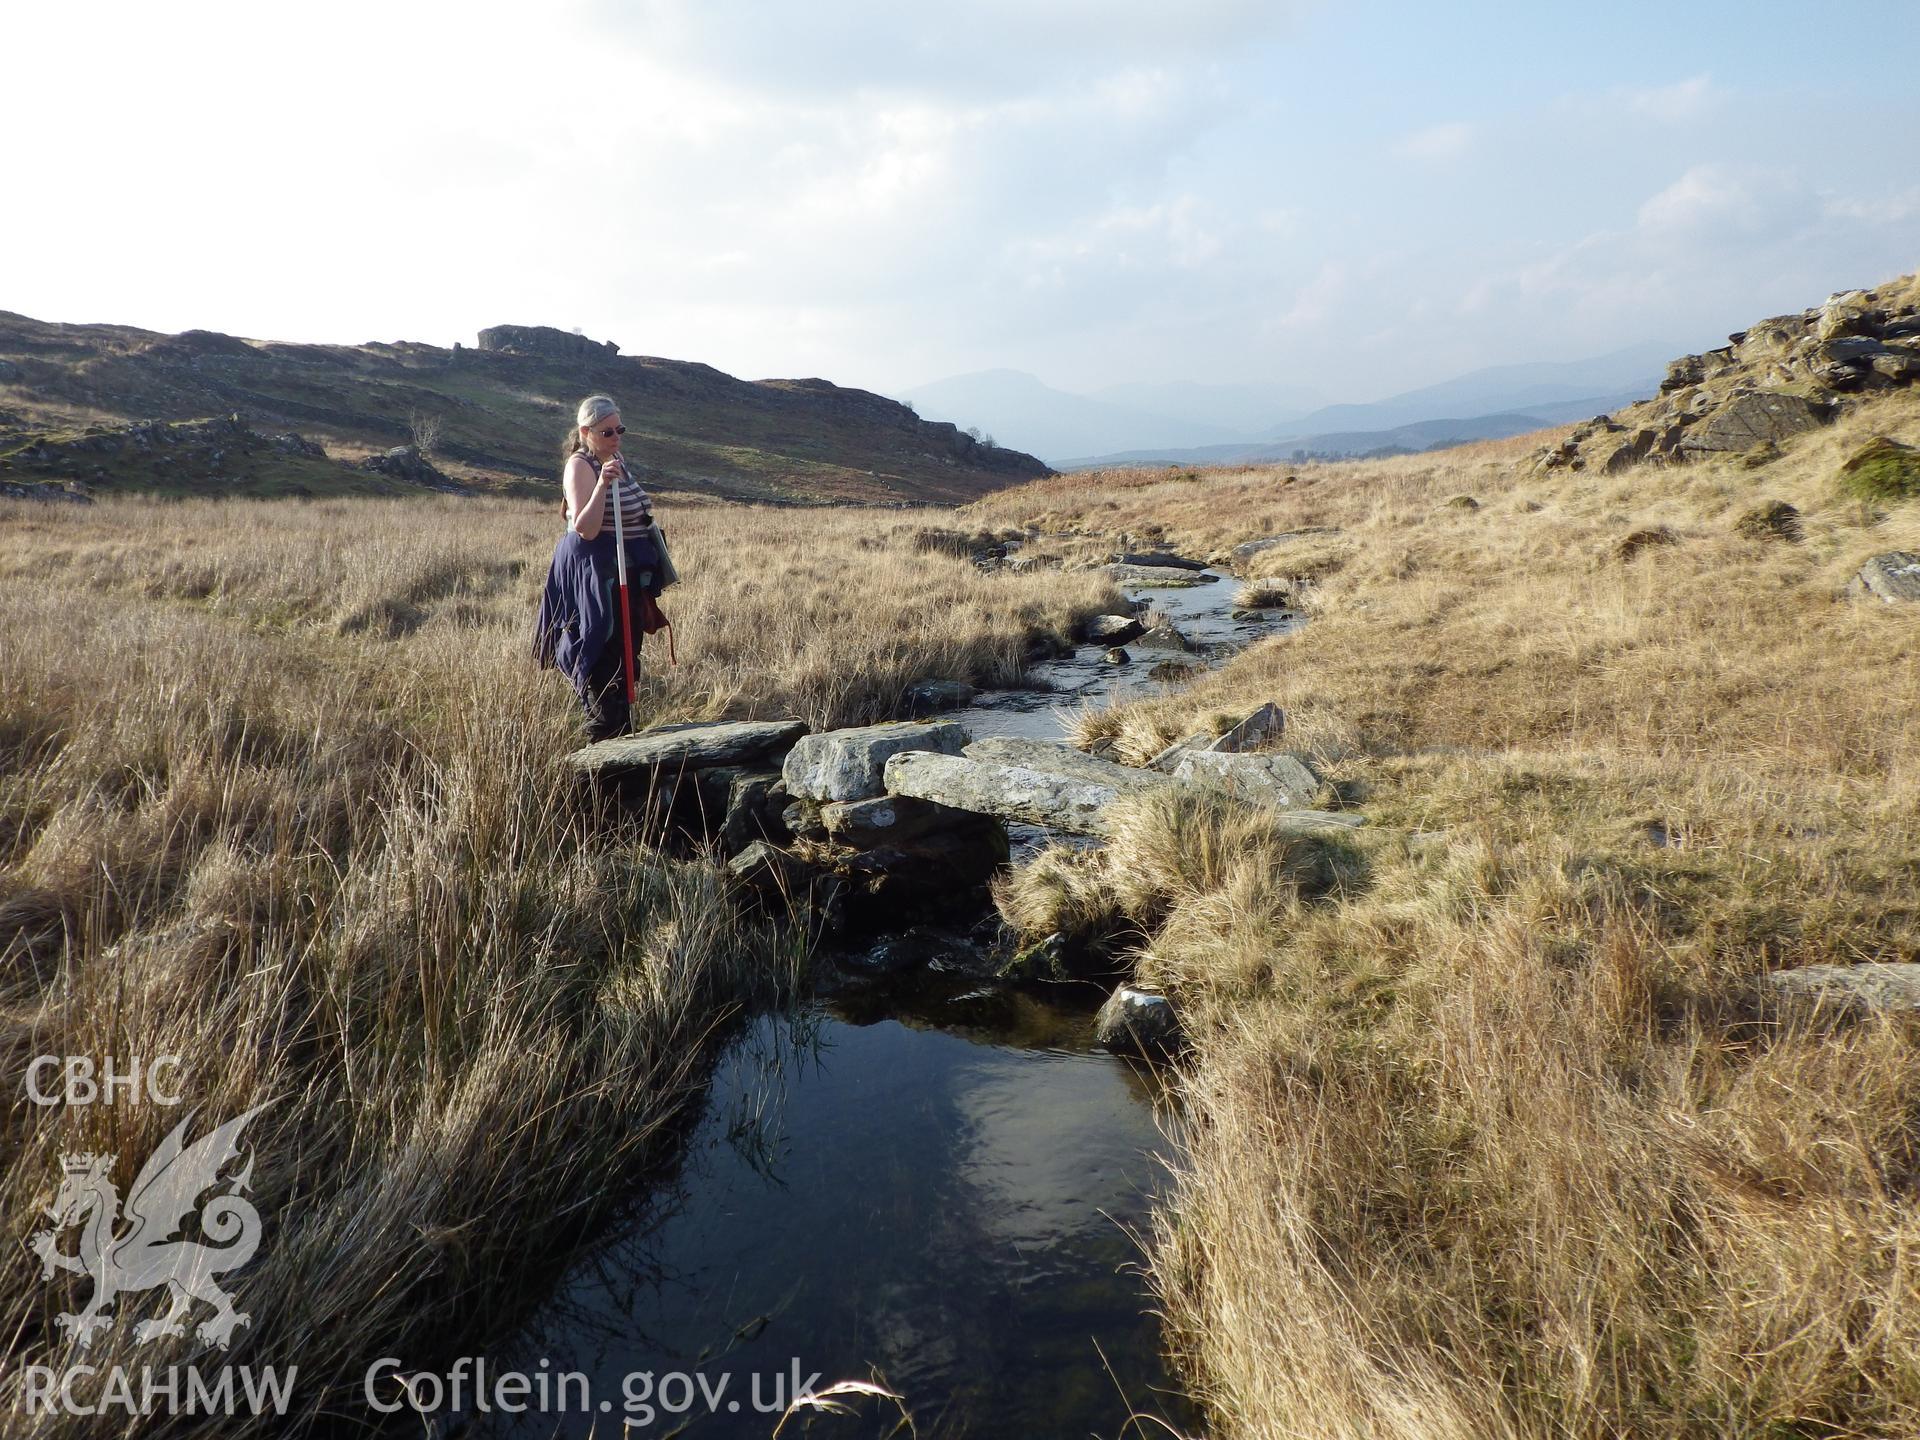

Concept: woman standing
[[532, 394, 662, 740]]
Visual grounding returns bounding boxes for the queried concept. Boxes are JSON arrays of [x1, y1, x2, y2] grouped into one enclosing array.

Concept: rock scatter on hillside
[[1538, 275, 1920, 474]]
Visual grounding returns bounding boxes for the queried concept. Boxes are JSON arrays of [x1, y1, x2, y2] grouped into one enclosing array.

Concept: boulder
[[1677, 392, 1830, 455], [998, 931, 1073, 985], [726, 842, 846, 931], [1660, 353, 1707, 393], [1172, 750, 1325, 809], [570, 719, 808, 779], [1132, 623, 1194, 653], [782, 798, 828, 841], [1113, 551, 1209, 571], [782, 719, 970, 803], [1593, 429, 1656, 473], [1208, 701, 1284, 753], [1760, 963, 1920, 1020], [1147, 732, 1212, 773], [836, 927, 992, 978], [884, 749, 1162, 835], [719, 771, 787, 855], [1100, 564, 1220, 588], [1227, 529, 1339, 570], [904, 678, 977, 715], [1094, 987, 1185, 1056], [357, 444, 466, 492], [819, 793, 984, 847], [1084, 613, 1145, 643], [1103, 647, 1131, 665], [819, 828, 1009, 927], [1848, 551, 1920, 604], [1815, 290, 1878, 342], [1871, 350, 1920, 382], [963, 736, 1164, 791], [1006, 553, 1062, 573]]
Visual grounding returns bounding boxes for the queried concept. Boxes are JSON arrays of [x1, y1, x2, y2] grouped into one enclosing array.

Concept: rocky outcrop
[[476, 324, 621, 360], [1536, 273, 1920, 475], [356, 444, 467, 493]]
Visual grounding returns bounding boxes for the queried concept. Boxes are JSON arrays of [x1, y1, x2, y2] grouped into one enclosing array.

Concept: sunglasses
[[597, 425, 627, 437]]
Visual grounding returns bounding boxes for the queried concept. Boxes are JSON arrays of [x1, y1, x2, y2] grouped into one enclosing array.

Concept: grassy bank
[[966, 390, 1920, 1435], [0, 493, 1117, 1434]]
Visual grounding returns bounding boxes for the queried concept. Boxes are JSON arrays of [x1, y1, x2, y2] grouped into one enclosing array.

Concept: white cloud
[[1825, 188, 1920, 224], [1623, 74, 1719, 122], [592, 0, 1308, 100], [1395, 121, 1474, 162], [1635, 164, 1809, 241]]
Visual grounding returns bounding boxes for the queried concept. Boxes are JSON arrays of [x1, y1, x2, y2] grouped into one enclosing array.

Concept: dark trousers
[[583, 624, 637, 740]]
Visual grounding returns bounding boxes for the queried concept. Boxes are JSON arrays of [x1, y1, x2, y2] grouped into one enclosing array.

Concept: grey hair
[[562, 393, 619, 458]]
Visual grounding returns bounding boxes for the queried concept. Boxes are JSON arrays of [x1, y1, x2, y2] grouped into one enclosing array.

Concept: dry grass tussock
[[967, 387, 1920, 1436], [0, 493, 1115, 1433]]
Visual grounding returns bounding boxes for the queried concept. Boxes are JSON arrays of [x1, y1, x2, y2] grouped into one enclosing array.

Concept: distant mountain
[[1261, 343, 1674, 441], [892, 368, 1247, 465], [1059, 392, 1650, 470], [898, 347, 1672, 469], [1085, 378, 1324, 438]]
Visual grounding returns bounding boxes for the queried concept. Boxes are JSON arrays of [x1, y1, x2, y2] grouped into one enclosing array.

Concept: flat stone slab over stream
[[571, 719, 806, 776]]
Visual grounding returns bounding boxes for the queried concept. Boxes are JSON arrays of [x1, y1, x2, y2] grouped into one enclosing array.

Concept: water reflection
[[476, 1002, 1192, 1439]]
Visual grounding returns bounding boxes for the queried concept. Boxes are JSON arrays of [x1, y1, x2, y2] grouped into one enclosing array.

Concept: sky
[[3, 0, 1917, 404]]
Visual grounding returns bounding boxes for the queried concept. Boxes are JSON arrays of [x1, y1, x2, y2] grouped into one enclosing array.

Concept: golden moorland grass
[[0, 495, 1119, 1434], [968, 388, 1920, 1436], [5, 382, 1919, 1436]]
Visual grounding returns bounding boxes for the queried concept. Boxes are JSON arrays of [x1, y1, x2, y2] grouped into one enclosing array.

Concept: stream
[[469, 567, 1302, 1439]]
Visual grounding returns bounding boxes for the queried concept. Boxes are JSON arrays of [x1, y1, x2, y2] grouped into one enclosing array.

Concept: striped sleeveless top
[[574, 453, 651, 533]]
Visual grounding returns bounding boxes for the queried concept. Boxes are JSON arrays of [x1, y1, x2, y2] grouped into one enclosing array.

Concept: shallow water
[[954, 569, 1303, 744], [475, 991, 1192, 1438], [468, 566, 1293, 1439]]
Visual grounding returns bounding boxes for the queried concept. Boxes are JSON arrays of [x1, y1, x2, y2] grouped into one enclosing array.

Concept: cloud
[[1623, 74, 1719, 122], [1635, 163, 1809, 242], [592, 0, 1308, 100], [1395, 121, 1474, 162]]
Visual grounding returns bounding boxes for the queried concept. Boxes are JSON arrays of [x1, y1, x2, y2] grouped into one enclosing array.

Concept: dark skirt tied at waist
[[531, 527, 661, 701]]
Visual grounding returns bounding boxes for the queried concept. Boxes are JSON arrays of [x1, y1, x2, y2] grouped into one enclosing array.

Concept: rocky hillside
[[1537, 270, 1920, 474], [0, 314, 1050, 505]]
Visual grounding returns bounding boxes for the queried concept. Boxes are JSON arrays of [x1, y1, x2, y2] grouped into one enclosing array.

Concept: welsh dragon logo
[[29, 1104, 267, 1349]]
